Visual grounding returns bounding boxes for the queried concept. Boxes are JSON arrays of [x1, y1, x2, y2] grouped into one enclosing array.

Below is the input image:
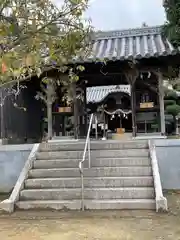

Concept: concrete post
[[158, 73, 166, 135]]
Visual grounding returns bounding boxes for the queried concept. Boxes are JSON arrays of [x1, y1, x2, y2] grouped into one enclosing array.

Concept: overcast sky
[[55, 0, 166, 30]]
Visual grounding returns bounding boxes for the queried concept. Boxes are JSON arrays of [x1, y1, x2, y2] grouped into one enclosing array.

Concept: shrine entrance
[[107, 112, 132, 133], [103, 93, 132, 136], [87, 85, 133, 139]]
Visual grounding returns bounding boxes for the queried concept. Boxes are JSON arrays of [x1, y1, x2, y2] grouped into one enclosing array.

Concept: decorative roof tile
[[83, 26, 178, 62]]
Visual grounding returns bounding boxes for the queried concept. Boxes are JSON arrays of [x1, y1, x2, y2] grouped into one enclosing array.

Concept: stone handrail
[[79, 113, 94, 211], [148, 140, 168, 212], [0, 143, 40, 213]]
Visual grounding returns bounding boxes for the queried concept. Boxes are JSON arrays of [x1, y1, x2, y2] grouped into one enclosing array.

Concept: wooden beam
[[80, 67, 163, 79], [138, 79, 158, 93]]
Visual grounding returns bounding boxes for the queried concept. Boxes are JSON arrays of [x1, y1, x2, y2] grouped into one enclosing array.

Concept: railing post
[[81, 172, 84, 211], [79, 113, 93, 211], [88, 138, 91, 168], [148, 140, 168, 212]]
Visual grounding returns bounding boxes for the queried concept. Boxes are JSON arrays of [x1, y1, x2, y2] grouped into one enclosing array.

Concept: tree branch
[[6, 2, 87, 52]]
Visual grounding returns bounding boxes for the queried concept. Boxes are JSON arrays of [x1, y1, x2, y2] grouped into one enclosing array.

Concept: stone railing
[[0, 143, 40, 213], [148, 140, 168, 212]]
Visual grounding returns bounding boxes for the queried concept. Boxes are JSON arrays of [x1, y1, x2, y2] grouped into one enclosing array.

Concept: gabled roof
[[86, 85, 131, 103], [84, 26, 178, 62]]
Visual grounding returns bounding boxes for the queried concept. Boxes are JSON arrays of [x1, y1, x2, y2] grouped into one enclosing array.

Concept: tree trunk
[[0, 90, 5, 140], [72, 82, 79, 139], [125, 73, 137, 138], [47, 102, 53, 140]]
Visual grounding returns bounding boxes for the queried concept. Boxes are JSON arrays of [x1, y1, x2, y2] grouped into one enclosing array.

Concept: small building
[[1, 25, 180, 143]]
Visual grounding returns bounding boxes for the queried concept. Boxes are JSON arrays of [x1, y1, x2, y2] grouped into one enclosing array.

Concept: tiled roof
[[87, 85, 131, 103], [84, 26, 178, 62]]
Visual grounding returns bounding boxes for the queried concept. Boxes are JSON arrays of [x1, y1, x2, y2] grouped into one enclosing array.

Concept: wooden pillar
[[47, 102, 53, 139], [72, 82, 79, 139], [158, 72, 166, 135], [131, 83, 137, 138], [126, 73, 137, 138], [83, 85, 88, 136], [46, 81, 54, 140], [103, 110, 106, 139]]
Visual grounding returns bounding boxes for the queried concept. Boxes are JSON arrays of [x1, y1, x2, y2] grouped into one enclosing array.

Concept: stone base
[[156, 196, 168, 212], [0, 199, 14, 213], [16, 199, 155, 210]]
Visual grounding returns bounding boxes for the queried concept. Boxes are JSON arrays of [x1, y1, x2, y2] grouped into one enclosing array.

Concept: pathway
[[0, 192, 179, 240]]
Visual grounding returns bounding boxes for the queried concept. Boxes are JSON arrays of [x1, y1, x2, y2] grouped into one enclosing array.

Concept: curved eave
[[87, 85, 131, 104]]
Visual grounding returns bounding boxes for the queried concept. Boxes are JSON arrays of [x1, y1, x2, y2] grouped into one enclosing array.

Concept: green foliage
[[0, 0, 91, 86], [165, 90, 178, 100], [165, 89, 180, 118], [164, 99, 176, 106], [174, 85, 180, 91], [163, 0, 180, 47], [166, 104, 180, 116]]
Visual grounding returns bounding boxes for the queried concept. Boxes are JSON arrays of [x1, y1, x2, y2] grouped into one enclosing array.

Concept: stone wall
[[0, 144, 33, 193], [155, 139, 180, 190]]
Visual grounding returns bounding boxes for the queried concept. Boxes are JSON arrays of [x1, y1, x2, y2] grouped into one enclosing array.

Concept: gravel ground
[[0, 192, 180, 240]]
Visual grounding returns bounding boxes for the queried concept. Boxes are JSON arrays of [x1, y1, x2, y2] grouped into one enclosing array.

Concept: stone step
[[33, 158, 151, 169], [28, 166, 152, 178], [39, 141, 148, 152], [16, 199, 155, 210], [36, 149, 149, 160], [25, 176, 154, 189], [20, 187, 155, 200]]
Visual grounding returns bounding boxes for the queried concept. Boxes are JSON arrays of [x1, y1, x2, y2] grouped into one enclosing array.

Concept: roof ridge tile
[[95, 25, 162, 40]]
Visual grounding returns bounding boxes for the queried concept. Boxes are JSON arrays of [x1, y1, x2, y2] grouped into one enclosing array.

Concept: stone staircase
[[16, 140, 156, 210]]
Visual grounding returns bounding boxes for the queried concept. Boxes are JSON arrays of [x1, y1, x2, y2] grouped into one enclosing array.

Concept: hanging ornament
[[1, 62, 7, 73], [104, 109, 132, 116]]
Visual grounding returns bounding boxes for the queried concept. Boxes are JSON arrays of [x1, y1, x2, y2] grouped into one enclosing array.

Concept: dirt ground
[[0, 192, 180, 240]]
